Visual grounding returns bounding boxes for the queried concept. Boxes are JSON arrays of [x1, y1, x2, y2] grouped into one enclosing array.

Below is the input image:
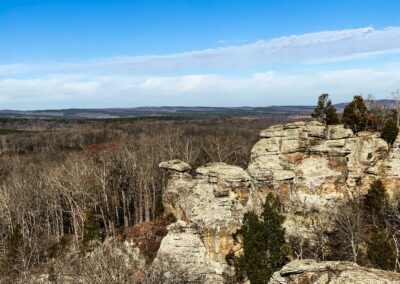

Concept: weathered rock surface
[[159, 159, 192, 173], [154, 121, 400, 283], [149, 221, 225, 283], [28, 239, 146, 284], [152, 162, 254, 282], [250, 122, 391, 244], [269, 259, 400, 284]]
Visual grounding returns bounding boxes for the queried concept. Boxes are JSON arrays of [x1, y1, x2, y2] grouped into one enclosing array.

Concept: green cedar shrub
[[311, 94, 340, 125], [381, 118, 399, 145], [367, 231, 396, 270], [154, 194, 165, 218], [364, 180, 388, 215], [342, 95, 368, 133], [229, 193, 288, 284], [5, 225, 23, 271], [83, 212, 101, 250]]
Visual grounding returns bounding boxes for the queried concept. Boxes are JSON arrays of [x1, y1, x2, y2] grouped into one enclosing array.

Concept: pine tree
[[229, 193, 287, 284], [381, 118, 399, 145], [367, 231, 396, 270], [312, 94, 340, 125], [83, 212, 101, 250], [154, 194, 165, 218], [342, 95, 368, 133], [5, 225, 23, 271], [364, 179, 388, 216]]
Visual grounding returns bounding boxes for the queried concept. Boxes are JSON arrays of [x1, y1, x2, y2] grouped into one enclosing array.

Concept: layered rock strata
[[269, 259, 400, 284], [153, 121, 400, 282]]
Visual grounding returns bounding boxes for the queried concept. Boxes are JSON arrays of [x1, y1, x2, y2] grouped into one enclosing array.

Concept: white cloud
[[1, 65, 400, 109], [1, 26, 400, 108], [1, 27, 400, 76]]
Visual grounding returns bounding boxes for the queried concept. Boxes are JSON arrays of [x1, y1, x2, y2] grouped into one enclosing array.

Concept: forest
[[1, 94, 400, 283], [0, 114, 296, 282]]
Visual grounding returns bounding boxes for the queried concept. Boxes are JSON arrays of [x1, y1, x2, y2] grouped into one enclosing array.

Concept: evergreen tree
[[83, 212, 101, 250], [364, 179, 388, 216], [312, 93, 340, 125], [228, 193, 287, 284], [5, 225, 23, 271], [342, 95, 368, 133], [367, 231, 396, 270], [381, 118, 399, 145], [154, 194, 165, 218]]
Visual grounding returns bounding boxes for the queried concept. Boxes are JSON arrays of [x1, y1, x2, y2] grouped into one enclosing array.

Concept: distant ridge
[[0, 100, 394, 119]]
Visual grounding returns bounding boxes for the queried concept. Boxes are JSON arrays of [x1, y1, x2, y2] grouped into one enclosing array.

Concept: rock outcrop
[[269, 259, 400, 284], [250, 121, 389, 243], [155, 161, 255, 282], [153, 121, 400, 283]]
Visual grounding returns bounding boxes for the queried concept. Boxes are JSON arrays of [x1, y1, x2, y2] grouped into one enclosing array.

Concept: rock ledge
[[269, 259, 400, 284]]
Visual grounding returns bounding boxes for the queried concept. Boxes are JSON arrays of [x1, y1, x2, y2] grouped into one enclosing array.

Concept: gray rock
[[157, 121, 400, 283], [159, 159, 191, 172], [269, 259, 400, 284]]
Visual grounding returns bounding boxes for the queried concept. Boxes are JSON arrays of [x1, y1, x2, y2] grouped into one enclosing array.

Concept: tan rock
[[157, 122, 399, 283], [159, 159, 191, 172], [269, 259, 400, 284], [386, 133, 400, 179], [150, 221, 224, 283], [327, 124, 353, 139]]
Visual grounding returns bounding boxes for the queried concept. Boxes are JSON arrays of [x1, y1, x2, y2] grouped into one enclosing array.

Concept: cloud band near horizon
[[1, 27, 400, 109]]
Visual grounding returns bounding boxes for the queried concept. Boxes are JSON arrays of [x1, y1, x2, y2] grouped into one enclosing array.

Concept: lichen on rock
[[154, 121, 400, 283], [269, 259, 400, 284]]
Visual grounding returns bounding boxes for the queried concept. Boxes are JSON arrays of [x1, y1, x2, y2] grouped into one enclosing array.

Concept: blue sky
[[1, 0, 400, 109]]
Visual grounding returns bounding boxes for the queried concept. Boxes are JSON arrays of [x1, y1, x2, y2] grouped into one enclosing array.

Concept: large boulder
[[249, 122, 390, 244], [152, 161, 255, 282], [269, 259, 400, 284]]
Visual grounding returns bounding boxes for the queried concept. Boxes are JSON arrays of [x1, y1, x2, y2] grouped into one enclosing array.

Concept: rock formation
[[269, 259, 400, 284], [153, 121, 400, 283]]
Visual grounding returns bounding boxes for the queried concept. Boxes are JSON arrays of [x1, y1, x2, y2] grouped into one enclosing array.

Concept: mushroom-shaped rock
[[159, 159, 191, 172]]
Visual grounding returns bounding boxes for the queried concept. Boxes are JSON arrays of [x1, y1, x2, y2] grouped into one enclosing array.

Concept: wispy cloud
[[1, 27, 400, 109], [1, 27, 400, 75]]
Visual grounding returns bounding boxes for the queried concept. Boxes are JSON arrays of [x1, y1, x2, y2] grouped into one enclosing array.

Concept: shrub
[[154, 194, 165, 218], [5, 225, 23, 271], [125, 218, 168, 262], [311, 93, 340, 125], [83, 212, 101, 250], [367, 231, 396, 270], [342, 95, 368, 133], [381, 118, 399, 145], [228, 193, 288, 284], [364, 180, 388, 215]]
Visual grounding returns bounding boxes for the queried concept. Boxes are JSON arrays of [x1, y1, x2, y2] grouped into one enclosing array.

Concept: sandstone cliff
[[153, 121, 400, 283], [269, 259, 400, 284]]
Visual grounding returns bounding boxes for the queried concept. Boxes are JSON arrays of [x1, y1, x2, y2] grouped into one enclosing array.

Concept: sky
[[1, 0, 400, 109]]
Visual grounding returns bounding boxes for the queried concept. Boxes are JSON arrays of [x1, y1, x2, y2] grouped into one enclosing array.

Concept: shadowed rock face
[[152, 121, 400, 283], [269, 259, 400, 284]]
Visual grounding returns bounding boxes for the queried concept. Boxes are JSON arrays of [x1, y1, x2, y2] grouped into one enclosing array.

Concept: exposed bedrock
[[269, 259, 400, 284], [152, 121, 400, 283]]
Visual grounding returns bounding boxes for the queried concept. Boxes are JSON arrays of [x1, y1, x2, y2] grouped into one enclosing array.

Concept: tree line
[[312, 93, 399, 144]]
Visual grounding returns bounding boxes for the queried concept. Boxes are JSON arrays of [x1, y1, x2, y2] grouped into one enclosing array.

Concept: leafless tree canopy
[[0, 116, 286, 281]]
